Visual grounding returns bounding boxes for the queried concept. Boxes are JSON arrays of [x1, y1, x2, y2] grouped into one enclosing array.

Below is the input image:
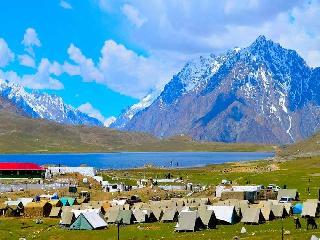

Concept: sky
[[0, 0, 319, 125]]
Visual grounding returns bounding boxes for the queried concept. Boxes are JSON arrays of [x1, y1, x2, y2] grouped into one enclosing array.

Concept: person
[[294, 217, 301, 229]]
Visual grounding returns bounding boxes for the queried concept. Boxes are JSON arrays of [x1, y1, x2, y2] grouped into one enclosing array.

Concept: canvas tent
[[198, 207, 216, 229], [133, 209, 157, 223], [60, 211, 76, 227], [106, 207, 120, 223], [0, 202, 7, 216], [277, 189, 299, 201], [116, 210, 136, 225], [259, 206, 275, 221], [5, 201, 24, 216], [49, 207, 62, 218], [150, 207, 163, 221], [241, 208, 265, 224], [24, 201, 52, 217], [70, 212, 107, 230], [161, 208, 179, 222], [175, 211, 205, 232], [271, 205, 288, 218], [17, 198, 34, 207], [208, 206, 238, 224], [302, 202, 318, 217], [60, 197, 78, 206]]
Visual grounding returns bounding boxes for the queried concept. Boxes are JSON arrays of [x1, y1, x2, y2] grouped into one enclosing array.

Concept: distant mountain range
[[0, 79, 102, 127], [112, 36, 320, 144]]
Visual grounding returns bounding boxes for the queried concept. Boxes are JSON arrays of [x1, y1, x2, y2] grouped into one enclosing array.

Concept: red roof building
[[0, 162, 45, 178]]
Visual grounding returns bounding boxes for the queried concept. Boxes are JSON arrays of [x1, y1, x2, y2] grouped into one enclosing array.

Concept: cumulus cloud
[[60, 0, 72, 9], [18, 54, 36, 68], [21, 28, 41, 56], [0, 38, 14, 67], [67, 44, 103, 81], [78, 102, 114, 126], [121, 4, 147, 28]]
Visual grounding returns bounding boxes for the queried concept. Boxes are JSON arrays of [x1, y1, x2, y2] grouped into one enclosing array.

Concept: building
[[0, 162, 45, 179], [46, 166, 96, 177]]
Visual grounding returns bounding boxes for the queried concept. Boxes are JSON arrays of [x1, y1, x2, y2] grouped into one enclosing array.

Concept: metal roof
[[0, 162, 43, 171]]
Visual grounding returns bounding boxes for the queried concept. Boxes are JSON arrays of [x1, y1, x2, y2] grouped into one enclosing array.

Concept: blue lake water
[[0, 152, 274, 169]]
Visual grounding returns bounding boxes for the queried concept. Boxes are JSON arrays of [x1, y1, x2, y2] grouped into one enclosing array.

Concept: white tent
[[207, 205, 237, 224], [72, 208, 101, 218]]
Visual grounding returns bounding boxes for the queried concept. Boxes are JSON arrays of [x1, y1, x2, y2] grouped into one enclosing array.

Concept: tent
[[17, 198, 34, 207], [175, 211, 205, 232], [72, 208, 101, 218], [302, 202, 318, 217], [5, 201, 24, 216], [293, 203, 303, 214], [260, 206, 275, 221], [106, 207, 120, 223], [208, 206, 238, 224], [150, 207, 163, 221], [161, 208, 179, 222], [198, 207, 216, 229], [271, 205, 288, 218], [133, 209, 157, 223], [49, 207, 62, 218], [70, 212, 107, 230], [241, 208, 265, 224], [60, 211, 76, 227], [48, 200, 63, 207], [60, 197, 78, 206], [116, 210, 136, 225], [277, 189, 299, 201], [24, 201, 52, 217], [0, 202, 7, 216]]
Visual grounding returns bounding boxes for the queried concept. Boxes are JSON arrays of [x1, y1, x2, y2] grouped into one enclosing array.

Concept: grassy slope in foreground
[[0, 111, 274, 153]]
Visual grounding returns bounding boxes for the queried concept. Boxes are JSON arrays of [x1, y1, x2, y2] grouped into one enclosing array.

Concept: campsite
[[0, 156, 320, 239]]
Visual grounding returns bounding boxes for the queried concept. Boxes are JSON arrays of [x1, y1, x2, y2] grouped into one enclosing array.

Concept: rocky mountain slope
[[0, 79, 102, 126], [112, 36, 320, 144]]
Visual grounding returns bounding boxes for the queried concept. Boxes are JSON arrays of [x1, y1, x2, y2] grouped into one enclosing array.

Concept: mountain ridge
[[112, 36, 320, 144]]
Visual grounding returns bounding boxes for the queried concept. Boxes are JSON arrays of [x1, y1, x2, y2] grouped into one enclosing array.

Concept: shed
[[175, 211, 205, 232], [60, 211, 76, 227], [24, 201, 52, 217], [198, 207, 216, 229], [116, 210, 136, 225], [49, 207, 62, 218], [241, 208, 265, 224], [277, 189, 299, 201], [302, 202, 318, 217], [70, 212, 107, 230], [208, 206, 238, 224], [161, 208, 179, 222]]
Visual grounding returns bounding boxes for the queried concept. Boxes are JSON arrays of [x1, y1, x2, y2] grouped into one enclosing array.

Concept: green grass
[[1, 217, 320, 240]]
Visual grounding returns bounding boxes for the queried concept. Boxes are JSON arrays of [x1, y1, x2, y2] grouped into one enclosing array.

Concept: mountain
[[113, 36, 320, 144], [0, 110, 272, 153], [0, 79, 103, 127]]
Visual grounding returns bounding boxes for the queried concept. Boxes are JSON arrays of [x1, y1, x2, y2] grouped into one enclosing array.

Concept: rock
[[284, 230, 290, 235], [240, 227, 247, 234], [310, 235, 319, 240]]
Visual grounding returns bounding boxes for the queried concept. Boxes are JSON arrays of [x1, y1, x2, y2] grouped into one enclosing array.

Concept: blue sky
[[0, 0, 319, 125]]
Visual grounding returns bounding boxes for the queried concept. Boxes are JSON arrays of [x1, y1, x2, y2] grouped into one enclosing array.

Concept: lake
[[0, 152, 274, 169]]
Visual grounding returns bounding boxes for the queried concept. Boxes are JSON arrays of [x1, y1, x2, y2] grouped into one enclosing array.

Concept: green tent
[[70, 212, 107, 230], [116, 210, 136, 225], [60, 197, 77, 206]]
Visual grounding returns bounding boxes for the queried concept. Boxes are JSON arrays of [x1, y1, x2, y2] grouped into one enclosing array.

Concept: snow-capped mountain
[[0, 79, 103, 126], [113, 36, 320, 144]]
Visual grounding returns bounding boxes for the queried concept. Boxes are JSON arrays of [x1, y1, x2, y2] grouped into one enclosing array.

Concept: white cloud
[[18, 54, 36, 68], [0, 38, 14, 67], [121, 4, 147, 28], [78, 102, 113, 126], [60, 0, 72, 9], [20, 58, 63, 90], [67, 44, 103, 81], [21, 28, 41, 56]]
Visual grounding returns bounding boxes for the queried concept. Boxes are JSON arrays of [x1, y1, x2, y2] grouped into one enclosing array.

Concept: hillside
[[0, 111, 273, 153], [279, 131, 320, 158], [112, 36, 320, 145]]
